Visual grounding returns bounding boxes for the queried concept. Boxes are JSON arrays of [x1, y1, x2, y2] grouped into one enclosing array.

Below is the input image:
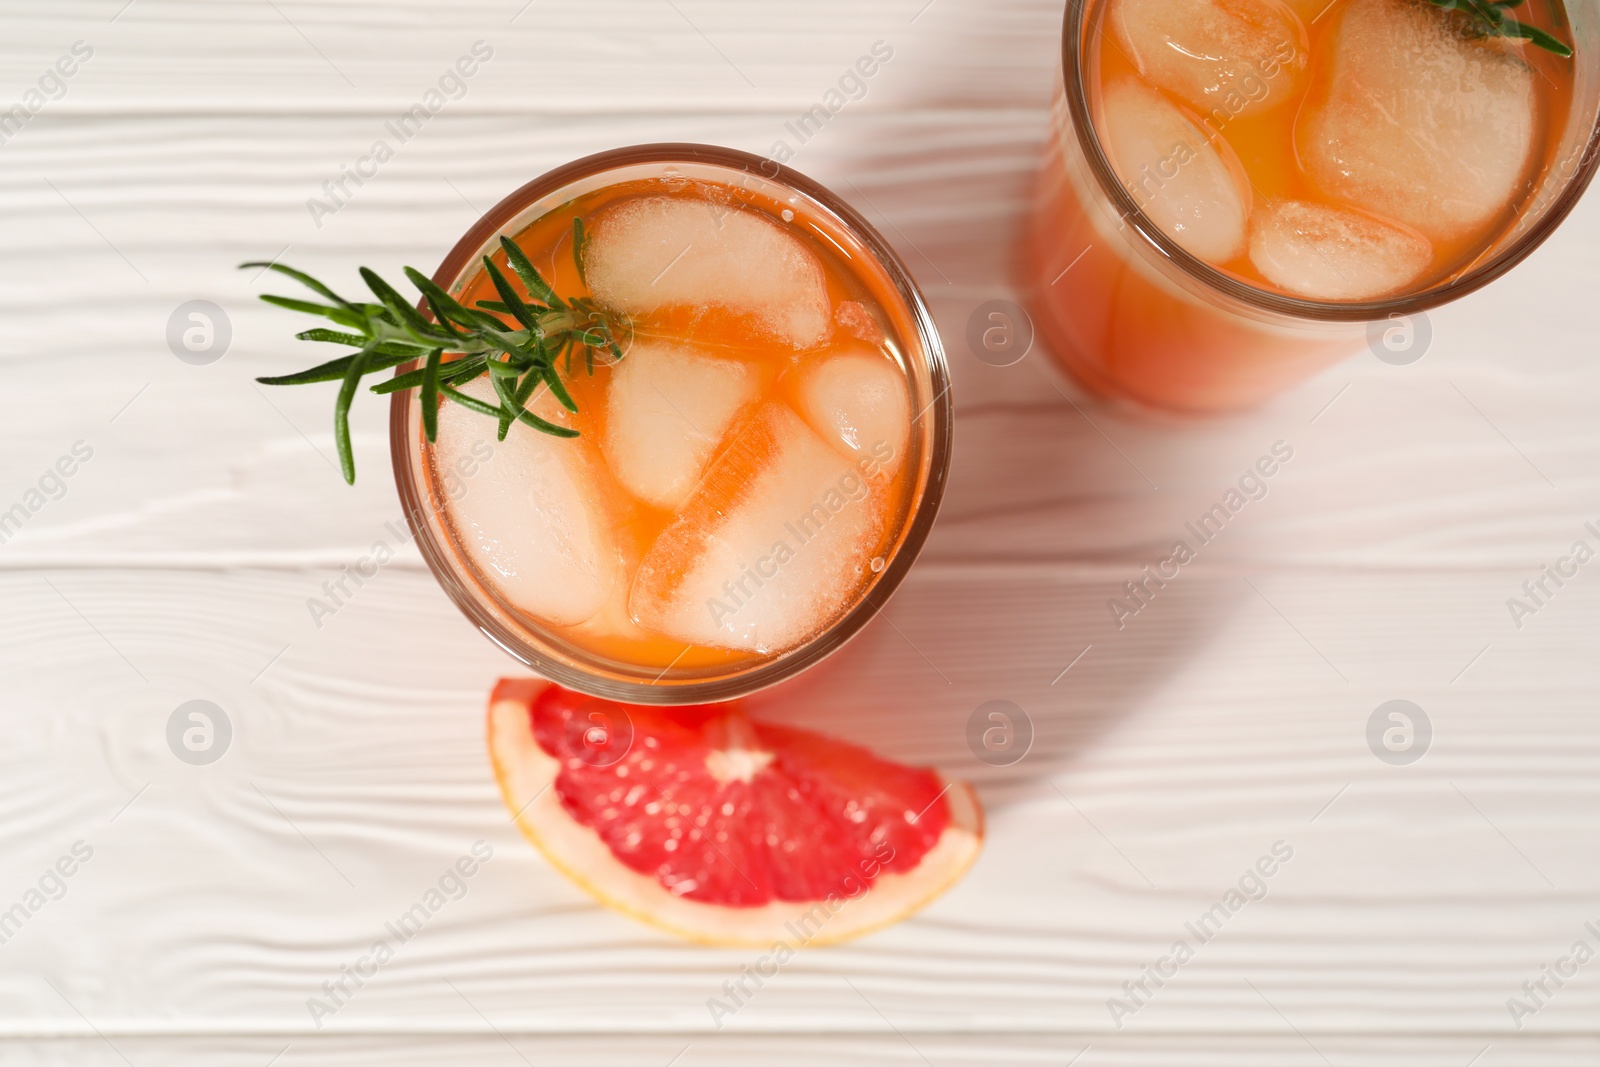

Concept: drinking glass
[[391, 144, 952, 704], [1027, 0, 1600, 413]]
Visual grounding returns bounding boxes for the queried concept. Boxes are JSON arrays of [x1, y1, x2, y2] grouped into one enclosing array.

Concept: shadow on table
[[748, 5, 1266, 812]]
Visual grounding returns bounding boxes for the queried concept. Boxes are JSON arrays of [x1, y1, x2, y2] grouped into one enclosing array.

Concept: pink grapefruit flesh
[[488, 679, 983, 945]]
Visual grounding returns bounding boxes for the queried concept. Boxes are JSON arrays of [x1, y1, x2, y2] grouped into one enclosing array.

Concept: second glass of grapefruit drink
[[1028, 0, 1597, 413]]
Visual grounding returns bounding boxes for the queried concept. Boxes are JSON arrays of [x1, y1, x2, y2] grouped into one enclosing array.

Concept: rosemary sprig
[[1429, 0, 1573, 57], [246, 219, 626, 484]]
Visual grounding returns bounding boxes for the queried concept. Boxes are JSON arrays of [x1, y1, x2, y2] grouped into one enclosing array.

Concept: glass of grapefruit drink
[[389, 145, 952, 704], [1027, 0, 1595, 413]]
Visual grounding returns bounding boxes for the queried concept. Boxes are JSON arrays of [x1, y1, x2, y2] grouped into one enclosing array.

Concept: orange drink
[[392, 146, 951, 703], [1028, 0, 1595, 412]]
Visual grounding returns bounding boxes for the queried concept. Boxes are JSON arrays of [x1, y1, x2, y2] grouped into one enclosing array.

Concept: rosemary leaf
[[1427, 0, 1573, 54], [1503, 18, 1574, 55], [482, 257, 542, 333], [421, 294, 470, 341], [498, 368, 546, 441], [506, 397, 579, 438], [439, 382, 506, 419], [295, 328, 369, 347], [334, 348, 372, 484], [485, 356, 525, 379], [491, 356, 542, 440], [404, 268, 482, 331], [372, 355, 487, 395], [500, 235, 565, 309], [295, 333, 424, 361], [543, 364, 579, 414], [573, 217, 590, 284], [442, 361, 489, 387], [361, 267, 445, 339], [258, 349, 415, 386], [294, 328, 431, 353], [421, 348, 444, 443], [243, 261, 357, 309], [260, 294, 365, 328]]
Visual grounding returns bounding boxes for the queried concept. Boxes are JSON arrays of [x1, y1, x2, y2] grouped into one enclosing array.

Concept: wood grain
[[9, 1034, 1600, 1067]]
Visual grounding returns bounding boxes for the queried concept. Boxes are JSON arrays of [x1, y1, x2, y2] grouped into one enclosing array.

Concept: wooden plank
[[3, 0, 1061, 113], [9, 1033, 1599, 1067], [2, 567, 1599, 1036], [0, 116, 1597, 569]]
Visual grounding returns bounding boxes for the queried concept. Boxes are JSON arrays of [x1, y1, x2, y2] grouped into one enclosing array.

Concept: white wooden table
[[4, 1, 1600, 1063]]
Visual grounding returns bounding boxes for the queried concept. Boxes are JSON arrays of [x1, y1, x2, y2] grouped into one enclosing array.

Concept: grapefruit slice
[[488, 679, 983, 945]]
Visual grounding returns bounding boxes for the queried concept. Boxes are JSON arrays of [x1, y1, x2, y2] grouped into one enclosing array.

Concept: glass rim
[[389, 142, 954, 705], [1059, 0, 1600, 323]]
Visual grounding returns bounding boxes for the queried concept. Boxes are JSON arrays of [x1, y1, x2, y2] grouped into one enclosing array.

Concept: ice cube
[[433, 375, 617, 627], [603, 340, 759, 509], [630, 404, 881, 653], [585, 196, 832, 349], [1109, 0, 1308, 118], [1100, 78, 1252, 264], [1296, 0, 1536, 241], [796, 349, 911, 478], [1248, 200, 1433, 300], [835, 300, 885, 345]]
